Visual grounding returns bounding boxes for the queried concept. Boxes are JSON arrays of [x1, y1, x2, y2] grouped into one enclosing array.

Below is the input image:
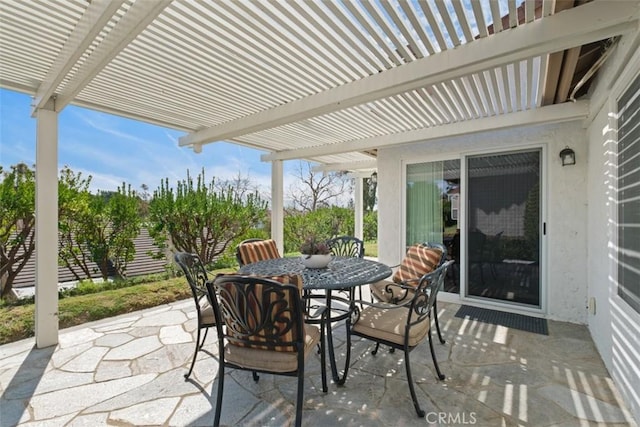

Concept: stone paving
[[0, 299, 637, 427]]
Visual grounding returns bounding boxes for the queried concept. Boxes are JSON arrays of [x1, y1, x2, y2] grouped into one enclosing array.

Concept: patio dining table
[[239, 256, 392, 385]]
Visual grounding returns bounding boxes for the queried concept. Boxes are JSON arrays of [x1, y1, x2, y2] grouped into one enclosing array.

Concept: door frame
[[401, 144, 548, 317]]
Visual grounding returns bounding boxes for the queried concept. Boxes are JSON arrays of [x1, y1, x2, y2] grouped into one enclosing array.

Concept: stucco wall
[[585, 34, 640, 423], [377, 121, 588, 323]]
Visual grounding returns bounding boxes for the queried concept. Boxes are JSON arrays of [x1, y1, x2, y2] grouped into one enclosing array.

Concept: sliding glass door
[[405, 148, 542, 307], [466, 150, 541, 307]]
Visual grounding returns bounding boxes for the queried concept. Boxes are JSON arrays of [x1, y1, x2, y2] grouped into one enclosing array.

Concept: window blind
[[617, 73, 640, 314]]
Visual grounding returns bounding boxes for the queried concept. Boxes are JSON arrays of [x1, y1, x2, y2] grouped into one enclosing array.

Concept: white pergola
[[1, 0, 637, 347]]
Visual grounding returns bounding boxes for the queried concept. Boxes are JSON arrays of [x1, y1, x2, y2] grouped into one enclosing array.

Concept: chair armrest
[[304, 303, 328, 324], [351, 299, 411, 311], [390, 278, 420, 290], [375, 279, 419, 304]]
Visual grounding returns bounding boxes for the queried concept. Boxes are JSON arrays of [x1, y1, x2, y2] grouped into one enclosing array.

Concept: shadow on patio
[[0, 300, 636, 426]]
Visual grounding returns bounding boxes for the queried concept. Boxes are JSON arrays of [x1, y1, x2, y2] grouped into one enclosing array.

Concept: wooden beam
[[555, 46, 582, 103], [541, 52, 565, 105], [261, 101, 589, 161], [181, 0, 637, 148], [540, 0, 575, 106]]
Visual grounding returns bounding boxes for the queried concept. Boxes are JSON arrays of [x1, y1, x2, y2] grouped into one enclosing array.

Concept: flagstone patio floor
[[1, 299, 637, 426]]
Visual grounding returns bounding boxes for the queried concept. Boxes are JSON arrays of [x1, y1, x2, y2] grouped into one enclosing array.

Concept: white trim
[[311, 160, 377, 173], [541, 143, 549, 317], [261, 101, 588, 161], [459, 153, 469, 305], [354, 177, 363, 241], [270, 160, 284, 255], [400, 158, 407, 257]]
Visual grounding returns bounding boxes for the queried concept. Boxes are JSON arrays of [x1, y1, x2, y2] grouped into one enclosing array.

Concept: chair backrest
[[327, 235, 365, 258], [392, 242, 447, 285], [406, 260, 454, 325], [174, 252, 209, 313], [236, 238, 282, 267], [423, 242, 447, 267], [207, 274, 305, 353]]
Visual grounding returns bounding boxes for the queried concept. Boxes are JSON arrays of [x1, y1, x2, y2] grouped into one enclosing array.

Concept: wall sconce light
[[370, 171, 378, 184], [559, 147, 576, 166]]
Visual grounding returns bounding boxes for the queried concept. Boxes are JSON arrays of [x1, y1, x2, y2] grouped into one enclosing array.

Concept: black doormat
[[454, 305, 548, 335]]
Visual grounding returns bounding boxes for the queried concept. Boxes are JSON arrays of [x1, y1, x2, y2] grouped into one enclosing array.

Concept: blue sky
[[0, 88, 295, 199]]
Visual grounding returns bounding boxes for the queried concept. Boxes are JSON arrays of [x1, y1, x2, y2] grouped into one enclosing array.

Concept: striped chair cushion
[[392, 244, 443, 285], [267, 273, 303, 296], [220, 274, 304, 353], [238, 239, 281, 265]]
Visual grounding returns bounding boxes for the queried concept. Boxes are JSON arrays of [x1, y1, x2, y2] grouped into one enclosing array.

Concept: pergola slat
[[380, 0, 425, 59], [471, 0, 489, 38], [490, 0, 504, 33], [434, 0, 461, 47], [324, 1, 395, 70], [364, 1, 413, 63], [306, 1, 381, 75], [451, 0, 475, 44], [463, 75, 486, 118], [418, 0, 449, 51], [397, 0, 436, 56], [226, 0, 344, 86]]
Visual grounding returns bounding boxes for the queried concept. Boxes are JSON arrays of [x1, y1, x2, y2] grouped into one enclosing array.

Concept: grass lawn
[[0, 268, 235, 345], [0, 243, 379, 346]]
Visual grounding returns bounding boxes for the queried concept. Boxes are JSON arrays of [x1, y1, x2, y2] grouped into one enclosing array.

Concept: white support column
[[271, 160, 284, 254], [35, 107, 59, 348], [354, 177, 364, 241]]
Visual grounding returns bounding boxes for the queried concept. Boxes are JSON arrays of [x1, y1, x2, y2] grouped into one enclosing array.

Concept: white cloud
[[71, 110, 153, 145]]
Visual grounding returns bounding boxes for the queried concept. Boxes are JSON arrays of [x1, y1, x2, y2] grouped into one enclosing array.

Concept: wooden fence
[[11, 228, 168, 288]]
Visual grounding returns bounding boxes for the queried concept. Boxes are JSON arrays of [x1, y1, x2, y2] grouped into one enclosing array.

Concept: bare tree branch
[[288, 162, 352, 211]]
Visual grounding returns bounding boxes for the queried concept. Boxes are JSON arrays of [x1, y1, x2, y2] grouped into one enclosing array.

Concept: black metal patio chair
[[207, 273, 328, 427], [326, 235, 367, 303], [174, 252, 216, 380], [351, 260, 453, 417], [369, 242, 448, 344]]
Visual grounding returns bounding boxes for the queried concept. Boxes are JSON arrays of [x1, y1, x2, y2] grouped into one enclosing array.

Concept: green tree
[[148, 169, 267, 265], [138, 183, 151, 219], [99, 184, 140, 278], [58, 170, 141, 281], [283, 206, 354, 253], [363, 210, 378, 241], [0, 164, 36, 299], [58, 167, 95, 281]]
